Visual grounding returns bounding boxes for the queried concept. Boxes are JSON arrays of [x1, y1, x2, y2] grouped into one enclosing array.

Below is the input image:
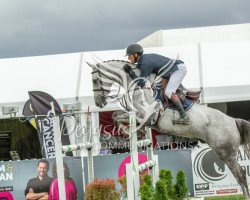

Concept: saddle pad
[[164, 98, 193, 111], [182, 98, 193, 111]]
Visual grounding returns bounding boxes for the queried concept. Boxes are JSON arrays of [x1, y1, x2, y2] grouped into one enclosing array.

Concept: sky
[[0, 0, 250, 59]]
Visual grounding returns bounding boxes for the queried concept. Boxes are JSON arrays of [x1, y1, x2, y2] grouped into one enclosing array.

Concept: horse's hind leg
[[218, 152, 250, 200], [229, 161, 249, 200]]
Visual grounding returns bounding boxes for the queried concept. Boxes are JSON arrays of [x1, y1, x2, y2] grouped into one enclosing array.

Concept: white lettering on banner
[[47, 146, 55, 152], [0, 165, 5, 172], [0, 173, 13, 181], [43, 127, 53, 139], [0, 186, 13, 192], [47, 152, 56, 158], [0, 164, 13, 181], [41, 114, 56, 158], [195, 183, 209, 190], [42, 121, 51, 133], [45, 138, 54, 146]]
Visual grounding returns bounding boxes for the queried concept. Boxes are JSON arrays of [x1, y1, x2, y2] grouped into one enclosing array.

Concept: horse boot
[[171, 93, 189, 125]]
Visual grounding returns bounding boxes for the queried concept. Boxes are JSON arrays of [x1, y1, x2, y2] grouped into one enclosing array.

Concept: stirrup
[[172, 116, 189, 125]]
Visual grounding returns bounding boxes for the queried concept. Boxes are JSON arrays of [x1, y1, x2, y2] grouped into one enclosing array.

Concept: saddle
[[160, 79, 201, 110]]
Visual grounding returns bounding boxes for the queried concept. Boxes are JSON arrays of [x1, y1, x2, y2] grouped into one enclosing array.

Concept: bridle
[[91, 70, 109, 95], [91, 64, 151, 111], [92, 68, 130, 110]]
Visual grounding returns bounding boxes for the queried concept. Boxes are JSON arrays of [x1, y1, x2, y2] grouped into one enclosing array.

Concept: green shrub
[[139, 173, 154, 199], [117, 175, 127, 196], [153, 179, 168, 200], [118, 171, 151, 198], [159, 169, 176, 199], [140, 184, 153, 200], [174, 170, 188, 200], [85, 178, 119, 200], [142, 173, 154, 192], [159, 169, 166, 180], [143, 173, 153, 187]]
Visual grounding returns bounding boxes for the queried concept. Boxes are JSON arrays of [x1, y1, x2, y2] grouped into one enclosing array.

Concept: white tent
[[1, 23, 250, 117], [0, 46, 193, 117], [138, 23, 250, 47], [138, 23, 250, 104], [0, 49, 128, 117]]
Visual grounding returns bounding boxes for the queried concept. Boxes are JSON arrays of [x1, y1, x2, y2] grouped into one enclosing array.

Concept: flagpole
[[76, 52, 84, 102], [75, 52, 87, 192], [51, 102, 66, 200]]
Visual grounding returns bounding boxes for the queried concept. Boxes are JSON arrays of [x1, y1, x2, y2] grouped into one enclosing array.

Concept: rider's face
[[128, 54, 137, 64]]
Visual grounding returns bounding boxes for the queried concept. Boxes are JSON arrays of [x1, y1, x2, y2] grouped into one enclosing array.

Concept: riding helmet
[[125, 44, 144, 56]]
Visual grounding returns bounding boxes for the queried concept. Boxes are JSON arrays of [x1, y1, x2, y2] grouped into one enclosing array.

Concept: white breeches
[[165, 63, 187, 99]]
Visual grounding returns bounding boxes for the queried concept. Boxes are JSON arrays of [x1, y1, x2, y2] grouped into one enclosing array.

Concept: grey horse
[[88, 60, 250, 199]]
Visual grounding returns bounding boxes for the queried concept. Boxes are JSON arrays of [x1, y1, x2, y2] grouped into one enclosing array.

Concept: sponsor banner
[[0, 149, 194, 198], [192, 144, 250, 197], [0, 157, 83, 200], [23, 91, 72, 158], [35, 111, 56, 158]]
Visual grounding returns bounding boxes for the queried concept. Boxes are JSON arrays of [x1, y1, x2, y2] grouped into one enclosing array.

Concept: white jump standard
[[126, 112, 159, 200]]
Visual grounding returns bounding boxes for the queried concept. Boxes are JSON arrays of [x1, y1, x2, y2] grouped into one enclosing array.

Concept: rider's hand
[[123, 64, 132, 73]]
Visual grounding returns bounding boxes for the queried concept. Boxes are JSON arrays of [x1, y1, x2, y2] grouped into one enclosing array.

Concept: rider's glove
[[123, 64, 132, 74]]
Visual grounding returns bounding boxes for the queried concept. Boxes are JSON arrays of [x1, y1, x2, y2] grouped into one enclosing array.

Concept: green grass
[[204, 194, 244, 200]]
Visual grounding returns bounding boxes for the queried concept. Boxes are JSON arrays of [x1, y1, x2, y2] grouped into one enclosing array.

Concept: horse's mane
[[100, 60, 157, 83], [101, 60, 136, 68], [102, 59, 131, 64]]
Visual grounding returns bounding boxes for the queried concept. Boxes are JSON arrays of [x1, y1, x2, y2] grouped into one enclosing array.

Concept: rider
[[123, 43, 189, 125]]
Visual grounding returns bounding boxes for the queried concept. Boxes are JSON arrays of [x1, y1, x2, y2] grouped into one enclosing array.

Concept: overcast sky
[[0, 0, 250, 59]]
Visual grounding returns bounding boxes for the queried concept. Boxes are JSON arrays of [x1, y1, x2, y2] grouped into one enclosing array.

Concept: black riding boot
[[171, 94, 189, 125]]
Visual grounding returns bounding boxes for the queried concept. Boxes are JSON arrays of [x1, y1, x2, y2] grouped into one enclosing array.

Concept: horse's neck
[[104, 60, 157, 84], [101, 61, 163, 125], [103, 61, 158, 101], [130, 88, 163, 126]]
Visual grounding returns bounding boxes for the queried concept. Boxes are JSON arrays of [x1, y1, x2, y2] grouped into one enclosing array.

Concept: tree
[[174, 170, 188, 200]]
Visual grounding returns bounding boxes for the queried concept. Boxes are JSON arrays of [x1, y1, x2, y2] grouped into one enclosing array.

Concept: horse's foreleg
[[112, 111, 147, 138], [112, 111, 130, 126]]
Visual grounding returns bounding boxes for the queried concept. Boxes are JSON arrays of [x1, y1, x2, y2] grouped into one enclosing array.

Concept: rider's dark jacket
[[129, 53, 183, 87]]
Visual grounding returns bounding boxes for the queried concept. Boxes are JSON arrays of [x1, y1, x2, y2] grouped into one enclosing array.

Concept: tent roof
[[1, 24, 250, 116], [138, 23, 250, 104], [138, 23, 250, 47]]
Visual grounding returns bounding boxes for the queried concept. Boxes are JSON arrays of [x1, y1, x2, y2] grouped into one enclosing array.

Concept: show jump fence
[[126, 112, 159, 200], [62, 141, 94, 184], [61, 109, 94, 184], [52, 102, 95, 200]]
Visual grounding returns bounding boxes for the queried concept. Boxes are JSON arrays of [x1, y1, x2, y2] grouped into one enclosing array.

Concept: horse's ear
[[86, 62, 96, 69]]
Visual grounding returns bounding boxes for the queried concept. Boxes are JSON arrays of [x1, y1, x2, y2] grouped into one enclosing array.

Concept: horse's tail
[[235, 118, 250, 154]]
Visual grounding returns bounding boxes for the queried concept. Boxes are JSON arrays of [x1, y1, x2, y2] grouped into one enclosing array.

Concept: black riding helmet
[[125, 44, 143, 56]]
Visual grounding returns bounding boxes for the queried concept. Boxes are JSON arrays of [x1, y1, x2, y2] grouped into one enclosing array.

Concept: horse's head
[[87, 60, 135, 108], [87, 62, 108, 107]]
